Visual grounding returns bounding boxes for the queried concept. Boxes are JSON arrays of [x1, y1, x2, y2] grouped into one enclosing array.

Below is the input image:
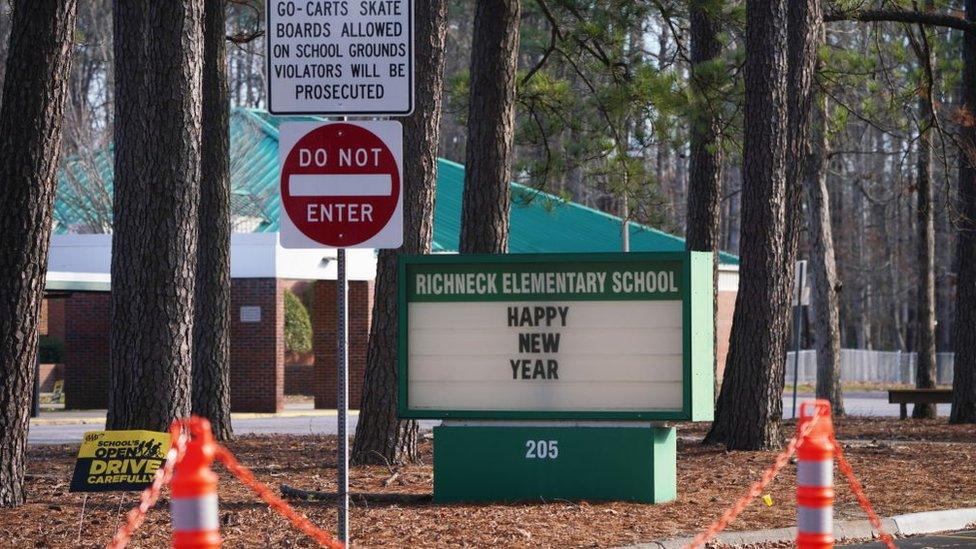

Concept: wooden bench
[[887, 388, 952, 419]]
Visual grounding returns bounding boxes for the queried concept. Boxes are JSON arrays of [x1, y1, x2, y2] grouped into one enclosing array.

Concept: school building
[[41, 108, 739, 412]]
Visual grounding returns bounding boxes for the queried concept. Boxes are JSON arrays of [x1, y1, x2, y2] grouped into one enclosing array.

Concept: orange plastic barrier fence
[[682, 400, 897, 549], [105, 417, 344, 549], [831, 437, 897, 548]]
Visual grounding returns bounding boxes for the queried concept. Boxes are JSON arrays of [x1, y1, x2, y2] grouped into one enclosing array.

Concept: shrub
[[284, 289, 313, 354]]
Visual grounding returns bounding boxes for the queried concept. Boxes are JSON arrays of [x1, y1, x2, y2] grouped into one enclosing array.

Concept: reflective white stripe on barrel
[[797, 459, 833, 487], [171, 494, 219, 531], [797, 505, 833, 534]]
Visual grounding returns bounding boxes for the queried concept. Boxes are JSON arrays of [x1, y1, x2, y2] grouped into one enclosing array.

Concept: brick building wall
[[64, 292, 111, 409], [229, 278, 285, 413], [312, 279, 373, 409], [39, 297, 67, 341], [61, 279, 286, 412], [47, 298, 66, 341]]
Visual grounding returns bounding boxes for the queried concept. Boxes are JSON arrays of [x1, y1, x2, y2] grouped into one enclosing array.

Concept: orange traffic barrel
[[796, 400, 835, 549], [170, 417, 222, 548]]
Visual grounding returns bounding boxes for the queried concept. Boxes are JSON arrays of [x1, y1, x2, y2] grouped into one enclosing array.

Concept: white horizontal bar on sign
[[289, 174, 392, 197], [407, 380, 685, 411]]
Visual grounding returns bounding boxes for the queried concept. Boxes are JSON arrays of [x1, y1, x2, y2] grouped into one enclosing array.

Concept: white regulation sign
[[266, 0, 414, 115]]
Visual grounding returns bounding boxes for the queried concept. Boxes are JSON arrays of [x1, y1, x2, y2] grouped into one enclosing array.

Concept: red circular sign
[[281, 123, 400, 247]]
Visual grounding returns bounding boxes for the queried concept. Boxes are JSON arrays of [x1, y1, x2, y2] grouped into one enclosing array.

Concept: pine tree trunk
[[913, 18, 938, 418], [352, 0, 448, 465], [192, 0, 233, 441], [706, 0, 819, 450], [914, 125, 938, 418], [0, 0, 77, 507], [686, 0, 723, 396], [458, 0, 520, 254], [805, 96, 844, 415], [951, 0, 976, 424], [108, 1, 203, 431]]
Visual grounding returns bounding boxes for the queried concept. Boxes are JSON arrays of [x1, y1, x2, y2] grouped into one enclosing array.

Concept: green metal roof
[[54, 108, 737, 263]]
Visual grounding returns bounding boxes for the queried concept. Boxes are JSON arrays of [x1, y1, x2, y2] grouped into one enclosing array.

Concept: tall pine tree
[[192, 0, 234, 441], [459, 0, 521, 253], [353, 0, 449, 465], [0, 0, 77, 507], [108, 1, 203, 431]]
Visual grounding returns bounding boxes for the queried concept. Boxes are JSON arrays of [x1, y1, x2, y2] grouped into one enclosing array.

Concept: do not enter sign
[[279, 122, 403, 249]]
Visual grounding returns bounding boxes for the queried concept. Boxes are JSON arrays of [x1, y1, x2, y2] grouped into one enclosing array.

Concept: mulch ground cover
[[2, 418, 973, 548]]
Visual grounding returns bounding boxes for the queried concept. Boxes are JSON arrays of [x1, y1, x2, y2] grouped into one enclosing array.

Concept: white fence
[[784, 349, 954, 385]]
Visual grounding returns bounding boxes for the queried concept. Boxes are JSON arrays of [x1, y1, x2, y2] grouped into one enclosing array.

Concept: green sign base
[[433, 425, 676, 504]]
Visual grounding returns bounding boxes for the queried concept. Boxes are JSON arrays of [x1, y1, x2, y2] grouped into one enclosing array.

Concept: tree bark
[[805, 96, 844, 415], [352, 0, 448, 465], [108, 1, 203, 431], [913, 14, 938, 419], [192, 0, 233, 441], [0, 0, 77, 507], [705, 0, 819, 450], [0, 3, 12, 92], [686, 0, 723, 396], [951, 0, 976, 424], [705, 0, 791, 450], [458, 0, 520, 253]]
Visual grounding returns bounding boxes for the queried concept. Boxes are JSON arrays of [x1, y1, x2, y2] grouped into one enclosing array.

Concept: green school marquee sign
[[398, 252, 714, 421], [398, 252, 715, 504]]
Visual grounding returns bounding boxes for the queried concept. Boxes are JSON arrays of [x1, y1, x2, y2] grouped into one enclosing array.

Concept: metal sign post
[[279, 120, 403, 546], [336, 247, 349, 546], [271, 0, 413, 539]]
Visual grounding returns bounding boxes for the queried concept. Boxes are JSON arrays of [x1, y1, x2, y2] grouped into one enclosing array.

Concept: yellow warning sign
[[69, 430, 170, 492]]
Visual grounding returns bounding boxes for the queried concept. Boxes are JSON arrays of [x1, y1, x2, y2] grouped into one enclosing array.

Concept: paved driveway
[[28, 411, 440, 445], [782, 391, 951, 419]]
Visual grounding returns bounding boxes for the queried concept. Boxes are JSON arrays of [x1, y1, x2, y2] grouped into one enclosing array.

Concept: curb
[[232, 410, 358, 420], [618, 508, 976, 548], [30, 417, 106, 426]]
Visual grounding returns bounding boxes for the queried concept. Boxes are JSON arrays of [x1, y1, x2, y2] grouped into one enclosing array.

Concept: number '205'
[[525, 440, 558, 459]]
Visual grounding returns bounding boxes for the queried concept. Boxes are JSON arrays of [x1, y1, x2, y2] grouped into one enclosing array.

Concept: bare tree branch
[[226, 29, 264, 44], [825, 9, 976, 33]]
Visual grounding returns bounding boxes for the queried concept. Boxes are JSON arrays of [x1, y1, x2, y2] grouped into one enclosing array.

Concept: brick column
[[229, 278, 285, 413], [313, 279, 373, 409], [47, 297, 66, 341], [64, 292, 111, 409]]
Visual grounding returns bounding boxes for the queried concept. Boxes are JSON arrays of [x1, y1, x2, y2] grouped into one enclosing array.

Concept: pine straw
[[3, 418, 974, 548]]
